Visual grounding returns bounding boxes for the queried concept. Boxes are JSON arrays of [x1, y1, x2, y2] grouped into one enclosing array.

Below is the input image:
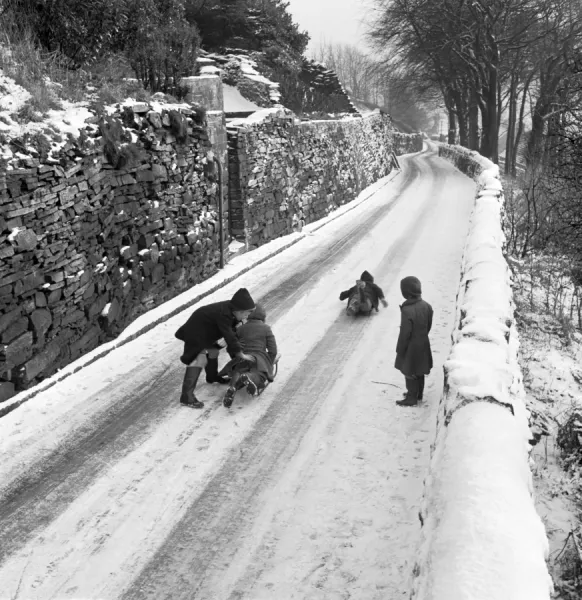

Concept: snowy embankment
[[410, 145, 553, 599]]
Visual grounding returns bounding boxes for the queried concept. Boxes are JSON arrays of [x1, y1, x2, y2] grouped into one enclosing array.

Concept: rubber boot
[[397, 377, 419, 406], [418, 375, 425, 400], [205, 356, 229, 384], [180, 367, 204, 408], [223, 372, 241, 409]]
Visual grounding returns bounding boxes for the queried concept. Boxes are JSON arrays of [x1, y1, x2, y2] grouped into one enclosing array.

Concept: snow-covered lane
[[0, 148, 474, 599]]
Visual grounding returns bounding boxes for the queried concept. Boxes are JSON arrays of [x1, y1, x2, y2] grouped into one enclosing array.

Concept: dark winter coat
[[219, 305, 278, 381], [175, 301, 242, 365], [394, 297, 433, 376], [339, 271, 386, 311]]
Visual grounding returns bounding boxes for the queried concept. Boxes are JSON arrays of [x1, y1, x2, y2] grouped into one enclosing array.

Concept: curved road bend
[[0, 147, 475, 599]]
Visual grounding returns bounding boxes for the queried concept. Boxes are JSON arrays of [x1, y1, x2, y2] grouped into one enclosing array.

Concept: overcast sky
[[286, 0, 372, 54]]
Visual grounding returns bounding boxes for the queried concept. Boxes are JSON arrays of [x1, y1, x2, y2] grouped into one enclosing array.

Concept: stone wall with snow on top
[[0, 101, 224, 401], [409, 144, 553, 599]]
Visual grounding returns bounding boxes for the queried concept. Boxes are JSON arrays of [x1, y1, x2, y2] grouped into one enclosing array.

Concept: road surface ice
[[0, 147, 474, 599]]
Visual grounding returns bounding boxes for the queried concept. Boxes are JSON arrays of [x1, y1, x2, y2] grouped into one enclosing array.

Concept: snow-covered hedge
[[410, 145, 553, 599]]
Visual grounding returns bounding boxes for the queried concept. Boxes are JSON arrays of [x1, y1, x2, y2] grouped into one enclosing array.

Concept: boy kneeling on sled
[[219, 303, 278, 408], [339, 270, 388, 316]]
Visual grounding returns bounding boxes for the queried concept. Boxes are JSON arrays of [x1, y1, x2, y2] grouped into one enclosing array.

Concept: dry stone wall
[[0, 102, 224, 401], [228, 109, 399, 247]]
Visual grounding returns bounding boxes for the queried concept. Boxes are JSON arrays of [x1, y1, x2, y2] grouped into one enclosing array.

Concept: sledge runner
[[175, 288, 256, 409], [219, 303, 278, 409], [339, 270, 388, 316], [394, 276, 433, 406]]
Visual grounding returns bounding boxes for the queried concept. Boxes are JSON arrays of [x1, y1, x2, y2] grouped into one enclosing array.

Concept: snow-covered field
[[0, 145, 550, 599]]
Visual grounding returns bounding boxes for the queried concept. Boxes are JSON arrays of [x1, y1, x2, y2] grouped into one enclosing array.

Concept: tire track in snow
[[121, 156, 443, 600], [0, 159, 420, 569]]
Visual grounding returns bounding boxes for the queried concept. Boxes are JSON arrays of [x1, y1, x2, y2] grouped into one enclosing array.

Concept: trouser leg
[[417, 375, 425, 400], [405, 376, 418, 399], [205, 347, 229, 384], [397, 376, 419, 406]]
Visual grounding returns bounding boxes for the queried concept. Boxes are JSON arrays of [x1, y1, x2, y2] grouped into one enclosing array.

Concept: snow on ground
[[0, 148, 481, 599], [223, 83, 262, 113], [0, 146, 555, 598], [0, 69, 94, 161], [227, 106, 298, 128], [211, 153, 474, 600], [412, 149, 553, 599], [0, 71, 31, 113]]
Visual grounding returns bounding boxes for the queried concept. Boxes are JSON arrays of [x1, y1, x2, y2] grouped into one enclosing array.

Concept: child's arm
[[218, 319, 253, 361], [427, 304, 434, 333], [374, 284, 389, 308], [339, 286, 355, 301]]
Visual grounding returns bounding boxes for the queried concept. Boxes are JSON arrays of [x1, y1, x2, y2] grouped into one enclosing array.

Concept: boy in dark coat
[[394, 276, 433, 406], [339, 270, 388, 316], [175, 287, 256, 409], [219, 303, 278, 408]]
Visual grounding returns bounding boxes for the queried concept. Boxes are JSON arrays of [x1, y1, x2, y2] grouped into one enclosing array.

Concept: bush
[[186, 0, 309, 56], [126, 0, 200, 96], [3, 0, 129, 68], [221, 60, 242, 86]]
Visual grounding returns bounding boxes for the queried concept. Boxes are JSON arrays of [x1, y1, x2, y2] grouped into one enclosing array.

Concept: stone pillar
[[182, 75, 224, 111], [182, 75, 228, 252]]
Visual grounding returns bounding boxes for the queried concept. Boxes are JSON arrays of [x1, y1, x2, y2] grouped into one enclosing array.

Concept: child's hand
[[381, 299, 388, 308]]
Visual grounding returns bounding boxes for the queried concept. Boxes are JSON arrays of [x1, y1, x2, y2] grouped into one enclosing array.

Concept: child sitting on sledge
[[339, 270, 388, 316], [219, 303, 278, 408]]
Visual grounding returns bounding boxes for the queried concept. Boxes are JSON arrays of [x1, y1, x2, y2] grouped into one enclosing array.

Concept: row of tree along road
[[368, 0, 582, 309]]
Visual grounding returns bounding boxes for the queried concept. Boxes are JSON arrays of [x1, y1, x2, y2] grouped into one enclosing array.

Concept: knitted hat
[[248, 303, 266, 321], [230, 288, 255, 311], [400, 276, 422, 299], [360, 270, 374, 283]]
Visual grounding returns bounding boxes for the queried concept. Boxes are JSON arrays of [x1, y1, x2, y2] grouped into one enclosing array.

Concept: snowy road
[[0, 147, 474, 600]]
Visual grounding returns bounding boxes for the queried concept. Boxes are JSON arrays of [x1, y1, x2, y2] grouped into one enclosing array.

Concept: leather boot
[[205, 356, 229, 384], [180, 367, 204, 408], [397, 377, 419, 406]]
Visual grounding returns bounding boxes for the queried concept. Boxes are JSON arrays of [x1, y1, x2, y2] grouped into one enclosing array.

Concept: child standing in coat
[[394, 276, 433, 406]]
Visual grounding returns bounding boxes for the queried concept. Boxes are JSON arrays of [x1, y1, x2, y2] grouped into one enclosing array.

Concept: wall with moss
[[0, 101, 225, 401]]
